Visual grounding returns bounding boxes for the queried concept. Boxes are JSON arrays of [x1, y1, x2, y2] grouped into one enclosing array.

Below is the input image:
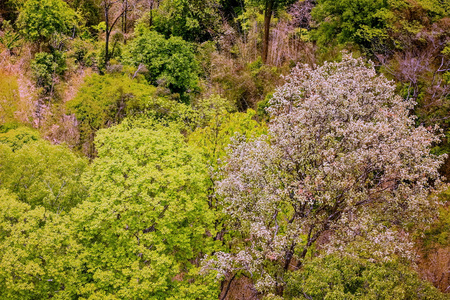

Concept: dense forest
[[0, 0, 449, 299]]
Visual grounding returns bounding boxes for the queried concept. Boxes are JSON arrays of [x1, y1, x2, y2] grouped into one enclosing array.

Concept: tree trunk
[[149, 0, 153, 27], [104, 2, 110, 67], [123, 0, 127, 34], [262, 0, 273, 64]]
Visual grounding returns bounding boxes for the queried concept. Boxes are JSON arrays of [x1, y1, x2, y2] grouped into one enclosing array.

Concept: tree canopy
[[205, 54, 445, 295], [124, 25, 199, 102], [17, 0, 77, 42]]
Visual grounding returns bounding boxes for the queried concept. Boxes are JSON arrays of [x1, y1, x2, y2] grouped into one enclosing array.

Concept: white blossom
[[204, 53, 446, 293]]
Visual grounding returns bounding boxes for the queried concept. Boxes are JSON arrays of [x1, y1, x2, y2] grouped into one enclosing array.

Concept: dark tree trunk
[[149, 0, 153, 27], [262, 0, 274, 64], [104, 2, 110, 66], [123, 0, 127, 34]]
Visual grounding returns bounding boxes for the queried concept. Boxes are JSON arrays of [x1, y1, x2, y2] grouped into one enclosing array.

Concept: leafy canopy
[[56, 119, 219, 299], [152, 0, 221, 42], [283, 254, 447, 299], [66, 73, 158, 157], [311, 0, 388, 48], [125, 25, 199, 103], [0, 140, 87, 213], [18, 0, 77, 42]]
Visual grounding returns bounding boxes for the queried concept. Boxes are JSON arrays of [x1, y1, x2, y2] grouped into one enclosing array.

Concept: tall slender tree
[[247, 0, 296, 63], [102, 0, 131, 65]]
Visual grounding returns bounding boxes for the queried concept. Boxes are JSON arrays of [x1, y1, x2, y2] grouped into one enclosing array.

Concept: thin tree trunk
[[262, 0, 273, 64], [104, 2, 110, 66], [149, 0, 153, 27], [123, 0, 127, 34]]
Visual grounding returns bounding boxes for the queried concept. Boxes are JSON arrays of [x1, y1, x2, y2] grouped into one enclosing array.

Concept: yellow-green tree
[[18, 0, 77, 43]]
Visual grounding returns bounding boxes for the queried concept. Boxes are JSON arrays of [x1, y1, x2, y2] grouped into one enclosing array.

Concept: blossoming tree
[[205, 54, 446, 295]]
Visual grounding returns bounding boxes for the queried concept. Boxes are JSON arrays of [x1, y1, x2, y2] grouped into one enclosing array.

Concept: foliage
[[283, 254, 447, 299], [66, 37, 94, 66], [209, 55, 284, 111], [17, 0, 77, 42], [152, 0, 222, 42], [0, 20, 21, 54], [311, 0, 389, 49], [204, 54, 445, 295], [66, 73, 158, 157], [0, 140, 88, 213], [189, 108, 267, 170], [0, 126, 40, 151], [420, 188, 450, 249], [57, 119, 219, 298], [31, 51, 67, 94], [66, 0, 101, 28], [125, 26, 199, 102], [0, 189, 58, 299]]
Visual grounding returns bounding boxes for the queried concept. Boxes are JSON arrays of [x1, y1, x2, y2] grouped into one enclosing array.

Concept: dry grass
[[417, 246, 450, 293], [0, 46, 37, 127]]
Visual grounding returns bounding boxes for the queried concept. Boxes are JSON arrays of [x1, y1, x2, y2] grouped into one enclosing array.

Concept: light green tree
[[189, 107, 267, 172], [0, 189, 60, 299], [17, 0, 77, 43], [56, 119, 219, 299], [283, 254, 447, 299], [0, 140, 88, 213], [0, 126, 40, 151]]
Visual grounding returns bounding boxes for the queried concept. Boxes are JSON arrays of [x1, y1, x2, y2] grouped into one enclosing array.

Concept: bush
[[284, 255, 447, 299], [31, 51, 67, 94], [66, 73, 191, 157]]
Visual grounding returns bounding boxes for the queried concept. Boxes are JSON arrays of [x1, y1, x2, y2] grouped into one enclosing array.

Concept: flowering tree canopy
[[205, 54, 446, 294]]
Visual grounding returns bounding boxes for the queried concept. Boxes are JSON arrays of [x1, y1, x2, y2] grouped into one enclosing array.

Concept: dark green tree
[[152, 0, 221, 42], [311, 0, 388, 49], [125, 25, 199, 102]]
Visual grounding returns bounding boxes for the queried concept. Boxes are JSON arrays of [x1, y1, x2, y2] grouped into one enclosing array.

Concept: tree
[[101, 0, 132, 65], [66, 73, 160, 157], [0, 126, 40, 151], [311, 0, 388, 49], [204, 54, 445, 295], [17, 0, 77, 43], [0, 21, 21, 55], [246, 0, 296, 63], [0, 140, 88, 213], [189, 107, 267, 172], [0, 189, 55, 299], [31, 51, 67, 95], [152, 0, 221, 42], [56, 119, 219, 298], [125, 26, 199, 102]]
